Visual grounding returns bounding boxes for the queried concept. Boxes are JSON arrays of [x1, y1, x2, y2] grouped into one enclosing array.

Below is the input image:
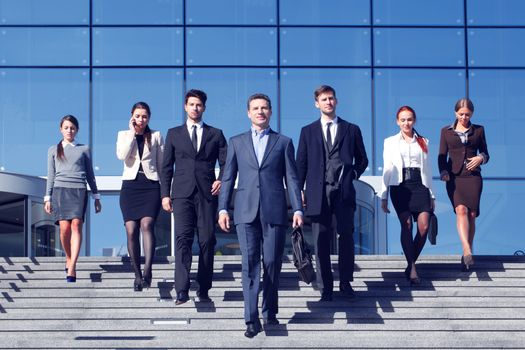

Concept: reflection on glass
[[187, 0, 276, 25], [93, 0, 182, 25], [469, 69, 525, 177], [187, 28, 276, 66], [0, 0, 89, 25], [92, 68, 183, 175], [0, 28, 89, 66], [0, 193, 25, 256], [0, 69, 89, 176], [280, 68, 372, 174], [468, 29, 525, 67], [93, 28, 183, 66], [374, 69, 466, 175], [31, 201, 61, 256], [467, 0, 525, 26], [186, 68, 278, 139], [374, 28, 464, 67], [280, 28, 370, 66], [280, 0, 369, 25], [373, 0, 463, 25]]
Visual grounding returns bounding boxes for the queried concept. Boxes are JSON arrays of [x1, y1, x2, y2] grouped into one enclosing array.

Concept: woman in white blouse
[[380, 106, 435, 285]]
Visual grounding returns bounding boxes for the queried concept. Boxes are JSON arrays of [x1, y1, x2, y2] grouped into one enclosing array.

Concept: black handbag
[[427, 212, 438, 245], [291, 226, 316, 284]]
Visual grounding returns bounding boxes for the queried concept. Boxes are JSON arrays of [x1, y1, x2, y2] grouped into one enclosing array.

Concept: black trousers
[[311, 186, 355, 294], [172, 187, 217, 294]]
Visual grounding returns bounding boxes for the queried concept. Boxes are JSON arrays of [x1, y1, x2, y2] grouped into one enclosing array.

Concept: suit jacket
[[116, 130, 164, 181], [160, 123, 227, 200], [218, 129, 302, 225], [438, 123, 489, 176], [380, 132, 434, 200], [296, 117, 368, 216]]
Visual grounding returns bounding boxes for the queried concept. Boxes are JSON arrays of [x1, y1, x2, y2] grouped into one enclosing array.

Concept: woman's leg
[[455, 205, 472, 256], [68, 218, 83, 277], [125, 220, 142, 281], [59, 220, 72, 270], [398, 212, 417, 278], [140, 216, 156, 281], [413, 211, 430, 262], [468, 210, 477, 252]]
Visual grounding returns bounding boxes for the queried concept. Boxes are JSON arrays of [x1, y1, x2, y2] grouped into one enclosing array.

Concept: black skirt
[[390, 168, 432, 221], [51, 187, 88, 225], [119, 172, 161, 222]]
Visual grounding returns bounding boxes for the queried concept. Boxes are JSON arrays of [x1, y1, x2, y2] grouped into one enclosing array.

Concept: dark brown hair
[[57, 115, 79, 161], [247, 93, 272, 110], [131, 101, 152, 148], [314, 85, 337, 100], [185, 89, 207, 106], [454, 98, 474, 113], [396, 105, 427, 154]]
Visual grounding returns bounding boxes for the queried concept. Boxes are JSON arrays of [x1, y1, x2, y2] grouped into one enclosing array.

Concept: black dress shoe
[[134, 277, 143, 292], [244, 321, 262, 338], [175, 292, 189, 305], [66, 275, 76, 283], [340, 284, 355, 298], [195, 291, 212, 303], [263, 317, 279, 325], [319, 292, 333, 302]]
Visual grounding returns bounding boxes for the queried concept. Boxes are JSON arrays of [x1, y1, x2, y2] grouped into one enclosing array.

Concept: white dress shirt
[[320, 116, 338, 146], [399, 134, 423, 168], [186, 120, 203, 152]]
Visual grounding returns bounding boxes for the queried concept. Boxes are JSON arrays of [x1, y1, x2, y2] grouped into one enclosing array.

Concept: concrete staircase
[[1, 255, 525, 349]]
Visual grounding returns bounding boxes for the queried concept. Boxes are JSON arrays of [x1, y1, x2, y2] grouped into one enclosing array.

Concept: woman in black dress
[[438, 98, 489, 271], [380, 106, 435, 285], [116, 102, 164, 290]]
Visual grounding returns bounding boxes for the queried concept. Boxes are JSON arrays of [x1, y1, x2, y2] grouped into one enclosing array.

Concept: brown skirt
[[446, 171, 483, 217]]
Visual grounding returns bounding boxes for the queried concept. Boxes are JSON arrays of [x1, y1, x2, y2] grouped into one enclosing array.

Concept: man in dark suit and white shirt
[[218, 93, 303, 338], [296, 85, 368, 301], [161, 89, 227, 305]]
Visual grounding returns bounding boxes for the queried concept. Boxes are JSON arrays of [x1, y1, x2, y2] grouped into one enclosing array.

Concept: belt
[[402, 167, 420, 180]]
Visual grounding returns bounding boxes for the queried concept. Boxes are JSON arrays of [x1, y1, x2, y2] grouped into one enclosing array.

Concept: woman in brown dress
[[438, 98, 489, 271]]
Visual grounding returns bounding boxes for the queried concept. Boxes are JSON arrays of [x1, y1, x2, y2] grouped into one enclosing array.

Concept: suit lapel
[[180, 125, 197, 156], [260, 130, 279, 167], [331, 119, 347, 154], [199, 123, 210, 155], [241, 131, 259, 167], [313, 121, 325, 153]]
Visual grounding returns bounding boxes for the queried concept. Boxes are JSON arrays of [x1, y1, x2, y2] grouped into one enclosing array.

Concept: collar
[[186, 120, 203, 129], [397, 131, 417, 142], [61, 140, 77, 147], [447, 120, 472, 131], [251, 127, 270, 137], [320, 116, 338, 127]]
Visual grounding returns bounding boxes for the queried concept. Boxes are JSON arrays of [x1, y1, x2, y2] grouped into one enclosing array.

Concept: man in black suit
[[161, 89, 227, 305], [296, 85, 368, 301]]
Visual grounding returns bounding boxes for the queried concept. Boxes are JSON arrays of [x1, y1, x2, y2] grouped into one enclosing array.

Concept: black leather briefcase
[[427, 212, 438, 245], [291, 227, 316, 284]]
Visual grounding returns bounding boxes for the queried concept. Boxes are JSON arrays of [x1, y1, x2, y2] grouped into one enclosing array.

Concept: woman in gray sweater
[[44, 115, 102, 282]]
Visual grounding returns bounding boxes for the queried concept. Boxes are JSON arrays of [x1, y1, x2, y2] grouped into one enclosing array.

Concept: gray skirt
[[51, 187, 88, 225]]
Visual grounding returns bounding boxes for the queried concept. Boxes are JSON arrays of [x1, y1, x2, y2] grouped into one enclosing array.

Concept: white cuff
[[44, 195, 51, 202], [92, 193, 101, 200]]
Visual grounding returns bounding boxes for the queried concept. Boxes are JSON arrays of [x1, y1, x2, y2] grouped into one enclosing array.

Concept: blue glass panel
[[374, 28, 465, 67], [187, 0, 276, 25], [373, 0, 463, 25], [93, 0, 182, 25], [468, 29, 525, 67], [92, 69, 183, 175], [187, 28, 276, 66], [0, 69, 89, 175], [0, 28, 89, 66], [186, 68, 278, 139], [280, 28, 370, 66], [374, 69, 466, 176], [93, 28, 183, 66], [89, 194, 127, 256], [469, 69, 525, 177], [280, 0, 369, 25], [280, 68, 372, 175], [0, 0, 88, 24], [467, 0, 525, 26]]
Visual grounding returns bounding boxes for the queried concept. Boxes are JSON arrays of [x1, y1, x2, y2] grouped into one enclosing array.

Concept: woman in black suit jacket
[[438, 98, 489, 271]]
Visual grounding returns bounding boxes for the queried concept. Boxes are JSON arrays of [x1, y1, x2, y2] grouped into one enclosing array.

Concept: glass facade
[[0, 0, 523, 256]]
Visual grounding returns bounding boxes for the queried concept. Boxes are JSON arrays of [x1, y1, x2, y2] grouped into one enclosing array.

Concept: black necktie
[[191, 125, 198, 152], [326, 122, 333, 150]]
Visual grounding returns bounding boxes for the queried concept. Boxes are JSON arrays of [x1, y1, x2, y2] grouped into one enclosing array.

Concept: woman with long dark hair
[[45, 115, 102, 282], [438, 98, 489, 271], [380, 106, 434, 285], [116, 102, 164, 291]]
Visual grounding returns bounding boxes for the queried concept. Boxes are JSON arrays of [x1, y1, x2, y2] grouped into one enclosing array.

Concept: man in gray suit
[[218, 93, 303, 338]]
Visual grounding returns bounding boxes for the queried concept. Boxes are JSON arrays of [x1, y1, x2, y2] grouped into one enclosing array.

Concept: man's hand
[[218, 212, 231, 232], [292, 213, 303, 228], [211, 180, 221, 196], [162, 197, 173, 212]]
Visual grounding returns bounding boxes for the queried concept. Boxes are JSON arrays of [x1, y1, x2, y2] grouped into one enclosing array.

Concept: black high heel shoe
[[142, 275, 152, 289], [461, 254, 474, 271], [134, 277, 143, 292], [66, 275, 76, 283]]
